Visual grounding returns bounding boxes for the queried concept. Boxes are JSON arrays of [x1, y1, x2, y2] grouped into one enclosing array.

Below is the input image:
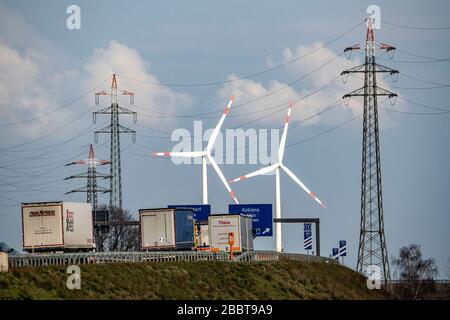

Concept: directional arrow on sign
[[262, 228, 270, 235]]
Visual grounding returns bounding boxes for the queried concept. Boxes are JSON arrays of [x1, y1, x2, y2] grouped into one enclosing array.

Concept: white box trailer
[[140, 208, 194, 250], [208, 214, 253, 253], [21, 202, 95, 252]]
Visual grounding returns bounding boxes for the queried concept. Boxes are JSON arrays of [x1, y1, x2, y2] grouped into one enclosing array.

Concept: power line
[[400, 73, 450, 87], [381, 108, 450, 115], [397, 96, 450, 113], [395, 48, 450, 61], [392, 84, 450, 90], [133, 52, 345, 122], [117, 20, 364, 88], [0, 106, 96, 151], [0, 78, 110, 128], [287, 113, 361, 148], [382, 20, 450, 30]]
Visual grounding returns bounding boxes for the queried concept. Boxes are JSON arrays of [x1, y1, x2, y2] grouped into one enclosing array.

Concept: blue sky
[[0, 0, 449, 277]]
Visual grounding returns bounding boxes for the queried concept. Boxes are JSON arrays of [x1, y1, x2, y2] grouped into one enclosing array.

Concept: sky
[[0, 0, 449, 277]]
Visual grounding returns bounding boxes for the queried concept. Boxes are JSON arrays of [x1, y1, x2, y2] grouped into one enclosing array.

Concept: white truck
[[208, 214, 253, 253], [21, 202, 95, 252]]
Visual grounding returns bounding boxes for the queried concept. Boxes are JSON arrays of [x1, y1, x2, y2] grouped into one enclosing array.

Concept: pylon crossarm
[[117, 124, 135, 134], [341, 64, 366, 75], [372, 63, 399, 75], [96, 172, 112, 179], [343, 86, 397, 98], [65, 172, 90, 180], [117, 106, 136, 114], [65, 187, 89, 194], [96, 186, 111, 193], [95, 124, 113, 134], [93, 106, 113, 114], [344, 44, 361, 52]]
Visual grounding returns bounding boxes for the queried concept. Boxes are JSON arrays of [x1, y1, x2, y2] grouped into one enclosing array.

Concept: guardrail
[[234, 251, 281, 262], [8, 251, 230, 268], [8, 250, 335, 268]]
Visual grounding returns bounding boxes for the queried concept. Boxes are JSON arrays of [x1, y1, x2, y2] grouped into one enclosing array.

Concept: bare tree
[[95, 206, 140, 252], [392, 244, 438, 299]]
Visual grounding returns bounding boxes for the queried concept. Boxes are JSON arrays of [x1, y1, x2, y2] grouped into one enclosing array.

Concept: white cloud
[[0, 41, 62, 134], [82, 41, 192, 125], [218, 42, 401, 128]]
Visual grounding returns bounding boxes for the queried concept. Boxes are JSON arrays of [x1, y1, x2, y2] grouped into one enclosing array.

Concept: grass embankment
[[0, 260, 389, 299]]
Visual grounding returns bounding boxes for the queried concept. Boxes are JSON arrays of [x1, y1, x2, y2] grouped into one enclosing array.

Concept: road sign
[[168, 204, 211, 221], [304, 223, 312, 250], [228, 204, 272, 237], [332, 247, 339, 260], [339, 240, 347, 257]]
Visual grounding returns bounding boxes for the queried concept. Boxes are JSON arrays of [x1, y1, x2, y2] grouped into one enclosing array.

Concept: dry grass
[[0, 260, 390, 300]]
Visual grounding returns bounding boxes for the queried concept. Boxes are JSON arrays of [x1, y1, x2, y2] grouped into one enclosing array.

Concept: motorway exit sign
[[229, 204, 273, 237]]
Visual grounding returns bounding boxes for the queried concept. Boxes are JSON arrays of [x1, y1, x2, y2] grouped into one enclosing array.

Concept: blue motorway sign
[[168, 204, 211, 221], [304, 223, 312, 250], [339, 240, 347, 257], [229, 204, 273, 237]]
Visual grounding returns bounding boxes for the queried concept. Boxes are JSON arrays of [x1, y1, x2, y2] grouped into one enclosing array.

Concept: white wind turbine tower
[[230, 103, 325, 252], [153, 96, 239, 204]]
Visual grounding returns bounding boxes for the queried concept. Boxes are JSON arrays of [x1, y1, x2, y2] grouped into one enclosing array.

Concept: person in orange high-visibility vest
[[228, 232, 235, 260]]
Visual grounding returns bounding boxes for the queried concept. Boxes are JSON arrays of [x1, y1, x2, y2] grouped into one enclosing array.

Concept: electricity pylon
[[341, 18, 398, 282], [65, 144, 111, 212], [93, 74, 136, 210]]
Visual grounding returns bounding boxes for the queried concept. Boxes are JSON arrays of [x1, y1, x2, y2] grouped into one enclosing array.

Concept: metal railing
[[8, 251, 230, 268], [8, 250, 271, 268], [8, 250, 336, 268]]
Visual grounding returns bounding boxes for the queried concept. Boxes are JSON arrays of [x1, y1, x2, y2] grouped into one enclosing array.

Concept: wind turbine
[[153, 96, 239, 204], [230, 103, 325, 252]]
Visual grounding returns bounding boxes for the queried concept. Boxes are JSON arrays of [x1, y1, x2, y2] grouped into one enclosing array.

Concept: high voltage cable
[[392, 85, 450, 90], [381, 108, 450, 115], [0, 132, 109, 188], [0, 106, 96, 151], [229, 77, 340, 130], [0, 78, 110, 128], [379, 57, 450, 64], [286, 113, 361, 148], [0, 143, 109, 192], [117, 21, 364, 88], [382, 20, 450, 30], [400, 73, 450, 87], [1, 120, 103, 168], [394, 48, 450, 61], [133, 52, 344, 121], [397, 96, 450, 113]]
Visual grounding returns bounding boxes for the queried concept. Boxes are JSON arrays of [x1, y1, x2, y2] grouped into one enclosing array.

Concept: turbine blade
[[207, 154, 239, 204], [152, 151, 205, 158], [278, 103, 293, 163], [281, 165, 326, 208], [206, 96, 234, 153], [229, 163, 278, 183]]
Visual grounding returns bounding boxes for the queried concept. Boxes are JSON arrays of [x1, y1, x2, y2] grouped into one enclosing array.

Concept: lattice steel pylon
[[93, 74, 136, 210], [65, 144, 111, 212], [341, 18, 399, 282]]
